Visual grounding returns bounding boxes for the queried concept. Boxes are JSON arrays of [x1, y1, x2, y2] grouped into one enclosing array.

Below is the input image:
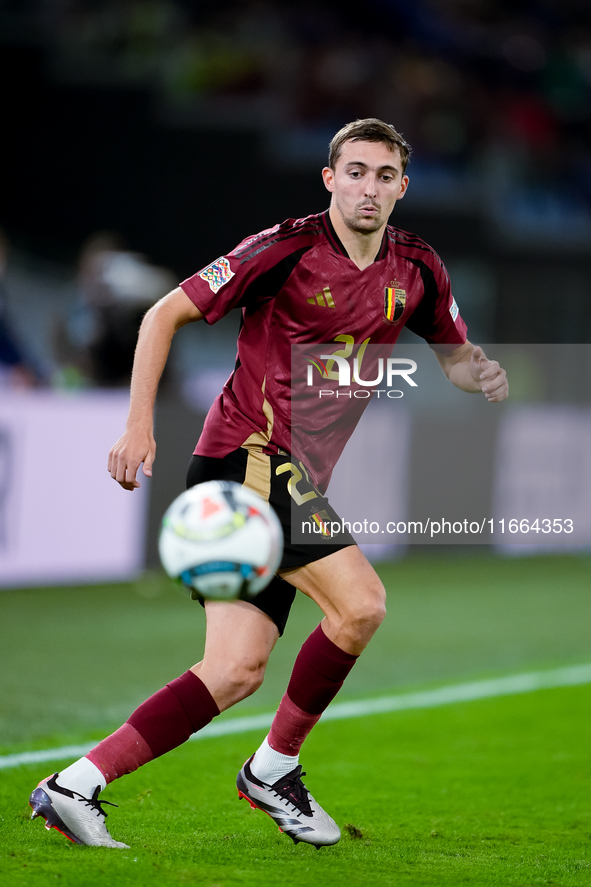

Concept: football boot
[[29, 773, 129, 848], [237, 755, 340, 847]]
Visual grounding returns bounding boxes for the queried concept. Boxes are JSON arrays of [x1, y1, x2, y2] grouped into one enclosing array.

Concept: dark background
[[1, 0, 590, 571], [3, 0, 591, 346]]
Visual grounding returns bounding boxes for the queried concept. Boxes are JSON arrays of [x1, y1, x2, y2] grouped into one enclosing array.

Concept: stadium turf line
[[1, 554, 590, 885], [2, 553, 591, 751], [0, 682, 589, 886], [1, 662, 591, 770]]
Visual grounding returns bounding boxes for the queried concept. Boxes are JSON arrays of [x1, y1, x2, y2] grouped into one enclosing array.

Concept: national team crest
[[384, 286, 406, 323], [198, 256, 235, 294]]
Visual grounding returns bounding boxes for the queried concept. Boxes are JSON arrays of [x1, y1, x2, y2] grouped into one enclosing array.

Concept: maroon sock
[[87, 670, 219, 784], [268, 623, 357, 755]]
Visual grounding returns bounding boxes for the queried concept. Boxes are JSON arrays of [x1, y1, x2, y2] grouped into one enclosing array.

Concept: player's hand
[[108, 427, 156, 491], [469, 346, 508, 402]]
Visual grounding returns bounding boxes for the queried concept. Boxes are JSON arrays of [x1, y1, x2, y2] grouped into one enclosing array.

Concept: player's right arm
[[108, 287, 203, 491]]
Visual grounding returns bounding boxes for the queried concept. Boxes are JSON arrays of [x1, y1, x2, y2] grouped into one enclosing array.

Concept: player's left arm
[[432, 342, 508, 402]]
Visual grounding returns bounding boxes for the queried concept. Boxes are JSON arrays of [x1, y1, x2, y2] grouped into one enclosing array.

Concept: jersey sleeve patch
[[449, 296, 459, 322], [198, 257, 235, 294]]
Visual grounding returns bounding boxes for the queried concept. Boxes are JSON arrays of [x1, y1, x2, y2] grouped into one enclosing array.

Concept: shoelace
[[75, 785, 118, 819], [271, 766, 313, 817]]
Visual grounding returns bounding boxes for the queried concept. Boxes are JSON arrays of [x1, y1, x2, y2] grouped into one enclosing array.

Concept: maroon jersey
[[181, 210, 467, 492]]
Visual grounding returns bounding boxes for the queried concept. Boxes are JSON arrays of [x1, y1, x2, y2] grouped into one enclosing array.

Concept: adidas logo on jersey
[[307, 287, 335, 307]]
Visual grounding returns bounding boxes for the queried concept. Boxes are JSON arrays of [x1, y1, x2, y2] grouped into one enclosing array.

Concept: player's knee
[[366, 590, 387, 633], [224, 657, 266, 703], [340, 577, 386, 642], [352, 597, 386, 638], [361, 575, 386, 621]]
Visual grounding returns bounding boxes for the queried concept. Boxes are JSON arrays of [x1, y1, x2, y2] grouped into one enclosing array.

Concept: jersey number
[[323, 334, 371, 379]]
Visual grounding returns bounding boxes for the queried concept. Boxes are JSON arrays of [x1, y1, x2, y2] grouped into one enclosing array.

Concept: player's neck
[[328, 206, 386, 271]]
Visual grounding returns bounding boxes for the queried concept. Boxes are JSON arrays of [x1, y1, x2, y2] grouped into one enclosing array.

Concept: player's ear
[[398, 175, 409, 199], [322, 166, 335, 193]]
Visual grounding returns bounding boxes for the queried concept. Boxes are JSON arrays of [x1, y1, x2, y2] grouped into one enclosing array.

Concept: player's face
[[322, 140, 409, 235]]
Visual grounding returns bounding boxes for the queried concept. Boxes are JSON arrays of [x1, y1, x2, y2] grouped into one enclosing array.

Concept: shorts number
[[276, 461, 318, 506]]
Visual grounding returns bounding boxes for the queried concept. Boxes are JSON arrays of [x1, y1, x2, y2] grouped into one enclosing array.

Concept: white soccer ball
[[158, 480, 283, 601]]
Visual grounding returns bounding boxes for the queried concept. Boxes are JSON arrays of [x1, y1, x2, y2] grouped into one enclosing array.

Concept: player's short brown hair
[[328, 118, 412, 172]]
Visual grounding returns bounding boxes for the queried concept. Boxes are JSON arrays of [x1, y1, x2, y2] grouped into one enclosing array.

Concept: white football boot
[[29, 773, 129, 848], [237, 756, 341, 847]]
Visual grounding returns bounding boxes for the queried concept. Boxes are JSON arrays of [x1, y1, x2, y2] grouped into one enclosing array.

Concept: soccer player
[[29, 119, 508, 849]]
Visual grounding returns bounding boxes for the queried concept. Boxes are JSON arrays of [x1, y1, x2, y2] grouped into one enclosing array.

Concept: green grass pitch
[[0, 553, 590, 886]]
